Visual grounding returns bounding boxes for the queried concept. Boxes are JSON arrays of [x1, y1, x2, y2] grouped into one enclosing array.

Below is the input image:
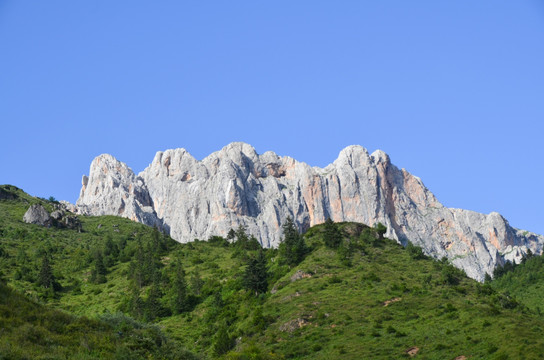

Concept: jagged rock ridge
[[76, 142, 544, 281]]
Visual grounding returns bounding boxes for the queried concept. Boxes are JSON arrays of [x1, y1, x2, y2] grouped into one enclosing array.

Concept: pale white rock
[[59, 200, 77, 213], [23, 204, 52, 226], [76, 143, 544, 281], [76, 154, 163, 229]]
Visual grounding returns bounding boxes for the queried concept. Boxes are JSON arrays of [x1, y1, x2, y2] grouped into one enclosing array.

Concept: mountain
[[75, 142, 544, 281]]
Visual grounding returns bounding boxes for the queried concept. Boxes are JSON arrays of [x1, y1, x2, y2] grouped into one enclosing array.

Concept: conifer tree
[[213, 324, 233, 356], [247, 235, 262, 251], [243, 249, 268, 296], [227, 228, 236, 242], [170, 259, 188, 314], [145, 272, 165, 321], [279, 217, 307, 266], [235, 225, 249, 248], [38, 254, 54, 288], [323, 218, 342, 248], [190, 268, 203, 296], [37, 254, 60, 291], [152, 225, 167, 252], [90, 250, 107, 284], [103, 235, 119, 262], [129, 286, 144, 319]]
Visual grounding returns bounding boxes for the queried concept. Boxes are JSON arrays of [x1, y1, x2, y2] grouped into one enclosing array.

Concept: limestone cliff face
[[76, 143, 544, 281], [76, 154, 163, 230]]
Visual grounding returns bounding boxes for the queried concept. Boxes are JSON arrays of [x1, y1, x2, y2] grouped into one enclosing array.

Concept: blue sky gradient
[[1, 1, 543, 234]]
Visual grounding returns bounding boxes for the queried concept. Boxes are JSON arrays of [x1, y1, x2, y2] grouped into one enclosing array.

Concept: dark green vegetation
[[0, 283, 196, 359], [491, 251, 544, 314], [1, 184, 544, 359]]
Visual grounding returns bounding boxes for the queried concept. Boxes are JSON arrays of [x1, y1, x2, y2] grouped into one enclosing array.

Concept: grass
[[0, 282, 198, 359], [1, 184, 544, 359]]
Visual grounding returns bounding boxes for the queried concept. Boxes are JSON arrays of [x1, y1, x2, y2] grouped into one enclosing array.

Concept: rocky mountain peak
[[75, 142, 544, 281], [370, 149, 390, 165], [334, 145, 372, 169]]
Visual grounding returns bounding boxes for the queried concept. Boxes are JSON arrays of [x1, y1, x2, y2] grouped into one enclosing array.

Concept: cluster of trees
[[320, 219, 389, 266], [123, 229, 181, 321], [7, 243, 63, 299], [279, 217, 308, 266], [492, 249, 534, 280]]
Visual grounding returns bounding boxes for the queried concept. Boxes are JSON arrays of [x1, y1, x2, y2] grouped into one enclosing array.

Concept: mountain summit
[[76, 142, 543, 281]]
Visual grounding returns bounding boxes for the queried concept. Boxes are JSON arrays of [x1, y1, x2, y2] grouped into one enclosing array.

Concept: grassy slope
[[160, 224, 544, 360], [491, 255, 544, 313], [1, 184, 544, 359], [0, 185, 161, 314], [0, 186, 197, 360], [0, 282, 199, 360]]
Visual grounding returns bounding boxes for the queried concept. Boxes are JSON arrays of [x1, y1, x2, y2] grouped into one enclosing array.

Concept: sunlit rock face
[[76, 154, 163, 230], [76, 142, 544, 281]]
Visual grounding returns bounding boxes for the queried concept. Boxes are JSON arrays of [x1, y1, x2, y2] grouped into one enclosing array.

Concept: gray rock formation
[[76, 142, 544, 281], [59, 200, 77, 213], [76, 154, 164, 230], [23, 204, 52, 226], [50, 210, 65, 220]]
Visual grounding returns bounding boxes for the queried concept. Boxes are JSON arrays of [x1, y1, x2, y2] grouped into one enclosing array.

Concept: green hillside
[[491, 253, 544, 313], [1, 184, 544, 359], [0, 282, 196, 360]]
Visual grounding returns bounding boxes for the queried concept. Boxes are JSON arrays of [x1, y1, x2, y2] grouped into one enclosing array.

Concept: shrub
[[213, 325, 234, 356], [406, 242, 426, 260]]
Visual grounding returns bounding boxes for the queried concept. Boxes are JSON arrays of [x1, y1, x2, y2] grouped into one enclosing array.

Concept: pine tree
[[243, 249, 268, 296], [103, 235, 119, 260], [129, 238, 157, 288], [152, 225, 167, 252], [170, 259, 188, 314], [145, 271, 165, 321], [227, 228, 236, 242], [38, 255, 54, 288], [235, 225, 249, 248], [213, 324, 233, 356], [323, 218, 342, 248], [37, 254, 60, 291], [190, 268, 203, 296], [90, 250, 107, 284], [132, 239, 145, 288], [129, 286, 144, 319], [279, 217, 307, 266]]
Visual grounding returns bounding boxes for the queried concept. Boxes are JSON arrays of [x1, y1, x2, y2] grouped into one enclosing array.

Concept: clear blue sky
[[1, 1, 543, 234]]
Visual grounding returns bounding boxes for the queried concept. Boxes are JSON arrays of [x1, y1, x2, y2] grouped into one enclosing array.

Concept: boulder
[[23, 204, 51, 226]]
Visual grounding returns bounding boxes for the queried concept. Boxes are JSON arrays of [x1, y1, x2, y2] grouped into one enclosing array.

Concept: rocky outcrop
[[23, 204, 52, 226], [76, 142, 544, 281], [76, 154, 164, 231], [51, 210, 65, 220], [23, 203, 82, 231]]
